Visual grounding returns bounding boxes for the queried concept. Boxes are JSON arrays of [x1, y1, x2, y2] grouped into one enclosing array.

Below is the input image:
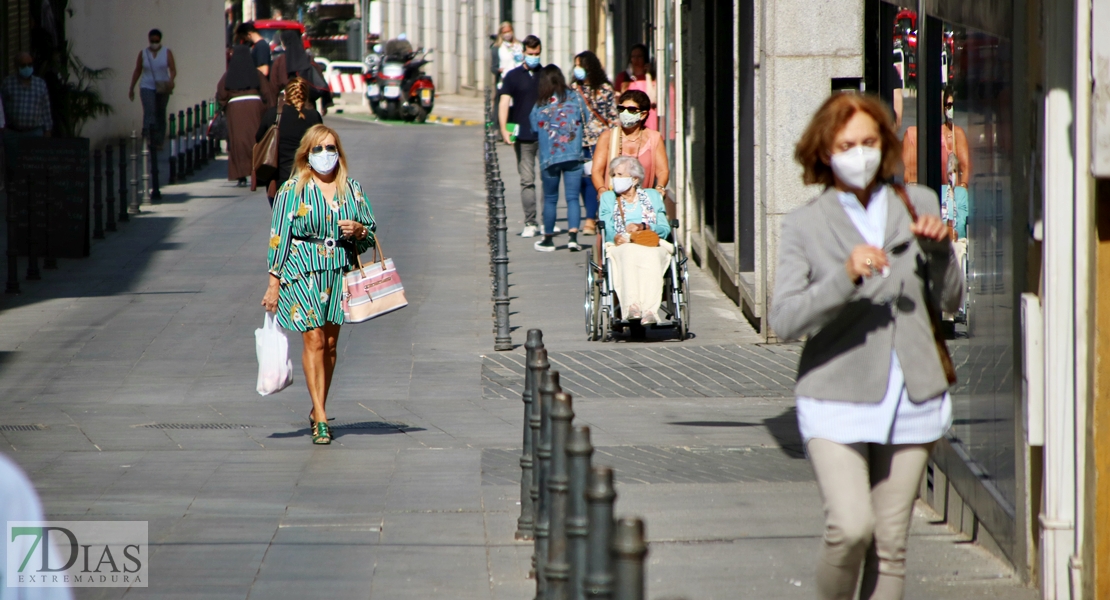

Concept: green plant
[[53, 44, 113, 138]]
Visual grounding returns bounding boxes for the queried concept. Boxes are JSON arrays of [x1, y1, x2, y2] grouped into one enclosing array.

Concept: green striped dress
[[268, 176, 376, 331]]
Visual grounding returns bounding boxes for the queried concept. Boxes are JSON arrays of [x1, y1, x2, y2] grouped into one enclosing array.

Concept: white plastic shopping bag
[[255, 311, 293, 395]]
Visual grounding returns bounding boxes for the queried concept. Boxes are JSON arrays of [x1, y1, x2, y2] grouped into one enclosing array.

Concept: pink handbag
[[342, 239, 408, 323]]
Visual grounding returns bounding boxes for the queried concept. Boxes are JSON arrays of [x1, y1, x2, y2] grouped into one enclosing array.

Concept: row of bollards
[[517, 329, 649, 600], [484, 88, 512, 351], [5, 97, 219, 295]]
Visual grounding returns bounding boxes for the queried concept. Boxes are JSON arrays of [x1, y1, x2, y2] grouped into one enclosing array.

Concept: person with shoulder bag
[[529, 65, 588, 252], [256, 78, 323, 206], [570, 50, 618, 235], [769, 92, 964, 600], [261, 125, 376, 445], [128, 29, 176, 150]]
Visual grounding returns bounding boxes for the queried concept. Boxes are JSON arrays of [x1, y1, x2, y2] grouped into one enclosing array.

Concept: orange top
[[620, 128, 662, 189]]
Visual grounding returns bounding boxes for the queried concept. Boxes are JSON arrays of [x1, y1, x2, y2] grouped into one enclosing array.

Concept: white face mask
[[829, 146, 882, 190], [308, 151, 339, 175], [502, 33, 513, 42], [618, 110, 641, 128], [149, 42, 162, 51], [945, 107, 954, 121], [612, 177, 636, 194]]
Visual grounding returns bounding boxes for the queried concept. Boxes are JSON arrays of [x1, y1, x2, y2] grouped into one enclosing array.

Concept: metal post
[[567, 426, 594, 600], [545, 392, 574, 599], [118, 138, 129, 222], [517, 329, 543, 540], [24, 167, 39, 280], [105, 146, 116, 232], [585, 466, 616, 600], [177, 110, 186, 178], [149, 137, 161, 201], [92, 150, 103, 239], [141, 132, 151, 206], [168, 113, 177, 184], [200, 100, 209, 165], [128, 130, 139, 214], [612, 518, 647, 600], [534, 369, 561, 599], [529, 346, 551, 561], [184, 107, 194, 177], [5, 166, 18, 293], [493, 179, 512, 350], [210, 100, 220, 156], [193, 103, 202, 168]]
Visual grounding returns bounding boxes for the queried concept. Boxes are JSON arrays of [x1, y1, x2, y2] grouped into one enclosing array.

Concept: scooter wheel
[[414, 106, 428, 124]]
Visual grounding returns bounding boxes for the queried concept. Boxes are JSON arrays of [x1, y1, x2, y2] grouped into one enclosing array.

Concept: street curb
[[428, 114, 481, 126]]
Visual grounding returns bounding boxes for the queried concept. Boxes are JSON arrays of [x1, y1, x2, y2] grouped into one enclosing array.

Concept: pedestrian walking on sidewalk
[[490, 21, 523, 87], [261, 125, 376, 446], [127, 29, 176, 150], [498, 35, 544, 237], [769, 92, 964, 600], [1, 52, 52, 139], [530, 65, 587, 252], [237, 22, 272, 78], [218, 44, 275, 186], [591, 90, 668, 197], [571, 50, 618, 235], [256, 78, 323, 206]]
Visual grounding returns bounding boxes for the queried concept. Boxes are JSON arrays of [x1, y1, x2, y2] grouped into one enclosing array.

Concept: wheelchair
[[584, 219, 690, 341]]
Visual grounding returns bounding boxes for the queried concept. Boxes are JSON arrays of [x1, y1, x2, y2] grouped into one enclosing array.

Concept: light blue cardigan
[[597, 188, 670, 244]]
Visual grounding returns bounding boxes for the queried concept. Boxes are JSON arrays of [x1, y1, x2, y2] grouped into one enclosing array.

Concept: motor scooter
[[365, 48, 435, 122]]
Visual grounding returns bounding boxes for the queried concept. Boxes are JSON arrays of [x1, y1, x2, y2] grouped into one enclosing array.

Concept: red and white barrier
[[328, 73, 365, 94]]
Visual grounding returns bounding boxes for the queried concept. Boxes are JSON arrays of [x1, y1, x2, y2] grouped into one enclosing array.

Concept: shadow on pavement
[[763, 407, 805, 459]]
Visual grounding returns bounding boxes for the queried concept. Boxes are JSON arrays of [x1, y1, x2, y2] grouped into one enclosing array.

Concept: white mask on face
[[308, 151, 339, 175], [612, 177, 635, 194], [945, 107, 954, 121], [618, 110, 641, 128], [829, 146, 882, 191]]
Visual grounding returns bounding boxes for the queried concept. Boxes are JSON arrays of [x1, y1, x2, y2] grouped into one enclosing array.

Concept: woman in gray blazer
[[769, 93, 964, 600]]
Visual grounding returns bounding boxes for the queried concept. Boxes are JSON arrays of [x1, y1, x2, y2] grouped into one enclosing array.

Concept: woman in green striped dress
[[261, 124, 376, 445]]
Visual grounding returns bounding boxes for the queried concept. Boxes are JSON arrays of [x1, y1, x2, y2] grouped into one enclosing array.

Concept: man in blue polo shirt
[[498, 35, 544, 237]]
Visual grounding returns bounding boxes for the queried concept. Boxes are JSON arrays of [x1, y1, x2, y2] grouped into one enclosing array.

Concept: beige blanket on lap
[[606, 240, 674, 321]]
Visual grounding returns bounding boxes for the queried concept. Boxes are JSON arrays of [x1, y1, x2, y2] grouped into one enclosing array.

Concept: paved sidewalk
[[0, 119, 1036, 599]]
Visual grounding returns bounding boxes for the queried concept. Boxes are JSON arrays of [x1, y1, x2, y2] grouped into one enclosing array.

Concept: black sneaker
[[533, 238, 556, 252]]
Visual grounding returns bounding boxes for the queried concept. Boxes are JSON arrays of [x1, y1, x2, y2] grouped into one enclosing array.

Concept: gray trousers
[[513, 140, 538, 225]]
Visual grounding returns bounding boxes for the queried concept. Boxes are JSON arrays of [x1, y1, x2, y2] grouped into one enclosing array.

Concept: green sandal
[[312, 422, 332, 445]]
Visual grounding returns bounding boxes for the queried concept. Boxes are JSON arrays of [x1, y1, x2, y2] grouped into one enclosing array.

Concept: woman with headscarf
[[217, 43, 275, 186], [281, 30, 333, 115]]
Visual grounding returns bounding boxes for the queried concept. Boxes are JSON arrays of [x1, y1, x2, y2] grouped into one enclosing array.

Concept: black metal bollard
[[534, 368, 560, 597], [194, 103, 203, 168], [92, 150, 103, 239], [118, 138, 129, 222], [529, 346, 550, 544], [184, 107, 194, 177], [546, 392, 574, 599], [568, 426, 594, 600], [493, 180, 512, 351], [128, 131, 139, 214], [141, 132, 151, 206], [517, 329, 543, 540], [105, 146, 116, 232], [612, 518, 648, 600], [585, 466, 616, 600], [200, 100, 209, 165], [168, 113, 177, 184], [149, 138, 161, 201], [177, 110, 186, 178]]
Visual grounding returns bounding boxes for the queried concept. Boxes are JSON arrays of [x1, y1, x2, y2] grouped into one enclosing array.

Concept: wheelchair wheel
[[584, 249, 601, 341]]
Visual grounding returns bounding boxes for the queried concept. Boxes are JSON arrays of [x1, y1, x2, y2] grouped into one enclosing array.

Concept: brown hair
[[285, 77, 309, 119], [794, 92, 902, 187], [293, 124, 349, 197], [617, 89, 651, 112]]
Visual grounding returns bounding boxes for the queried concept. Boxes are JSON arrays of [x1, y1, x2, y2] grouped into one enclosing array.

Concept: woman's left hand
[[338, 219, 367, 239], [910, 214, 950, 242]]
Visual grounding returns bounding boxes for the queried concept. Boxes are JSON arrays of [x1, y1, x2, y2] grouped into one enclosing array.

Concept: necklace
[[621, 128, 644, 155]]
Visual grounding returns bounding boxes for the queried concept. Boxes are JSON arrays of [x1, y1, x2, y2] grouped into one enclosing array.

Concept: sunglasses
[[310, 145, 338, 154], [619, 106, 645, 114], [944, 102, 954, 108]]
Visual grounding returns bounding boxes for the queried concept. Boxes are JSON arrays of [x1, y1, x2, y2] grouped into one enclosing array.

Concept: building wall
[[758, 0, 863, 339], [65, 0, 226, 148]]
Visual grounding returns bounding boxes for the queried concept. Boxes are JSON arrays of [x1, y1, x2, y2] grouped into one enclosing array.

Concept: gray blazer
[[768, 184, 964, 403]]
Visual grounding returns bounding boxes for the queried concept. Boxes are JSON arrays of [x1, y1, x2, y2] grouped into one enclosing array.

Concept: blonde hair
[[293, 124, 349, 197], [285, 77, 309, 119], [498, 21, 517, 43]]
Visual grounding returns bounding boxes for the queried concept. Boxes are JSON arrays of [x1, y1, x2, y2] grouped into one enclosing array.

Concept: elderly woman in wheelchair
[[597, 155, 674, 325]]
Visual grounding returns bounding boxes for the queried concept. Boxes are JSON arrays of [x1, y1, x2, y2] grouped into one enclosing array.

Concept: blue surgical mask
[[513, 52, 524, 63], [18, 66, 32, 78], [523, 55, 540, 68], [573, 66, 587, 81]]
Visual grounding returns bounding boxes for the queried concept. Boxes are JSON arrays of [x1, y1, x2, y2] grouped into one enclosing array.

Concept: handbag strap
[[144, 49, 163, 85], [576, 85, 609, 126]]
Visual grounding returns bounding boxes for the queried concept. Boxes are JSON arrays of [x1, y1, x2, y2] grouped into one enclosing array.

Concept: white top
[[498, 41, 523, 73], [0, 453, 74, 600], [139, 47, 171, 91], [795, 187, 952, 445]]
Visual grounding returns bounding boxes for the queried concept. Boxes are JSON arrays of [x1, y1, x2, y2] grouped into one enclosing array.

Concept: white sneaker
[[567, 240, 581, 252], [533, 239, 556, 252], [521, 224, 540, 238], [540, 225, 562, 235]]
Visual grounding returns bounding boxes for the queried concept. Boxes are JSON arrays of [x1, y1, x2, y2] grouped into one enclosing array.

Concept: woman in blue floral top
[[261, 124, 376, 445], [529, 65, 588, 252], [571, 51, 618, 235]]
